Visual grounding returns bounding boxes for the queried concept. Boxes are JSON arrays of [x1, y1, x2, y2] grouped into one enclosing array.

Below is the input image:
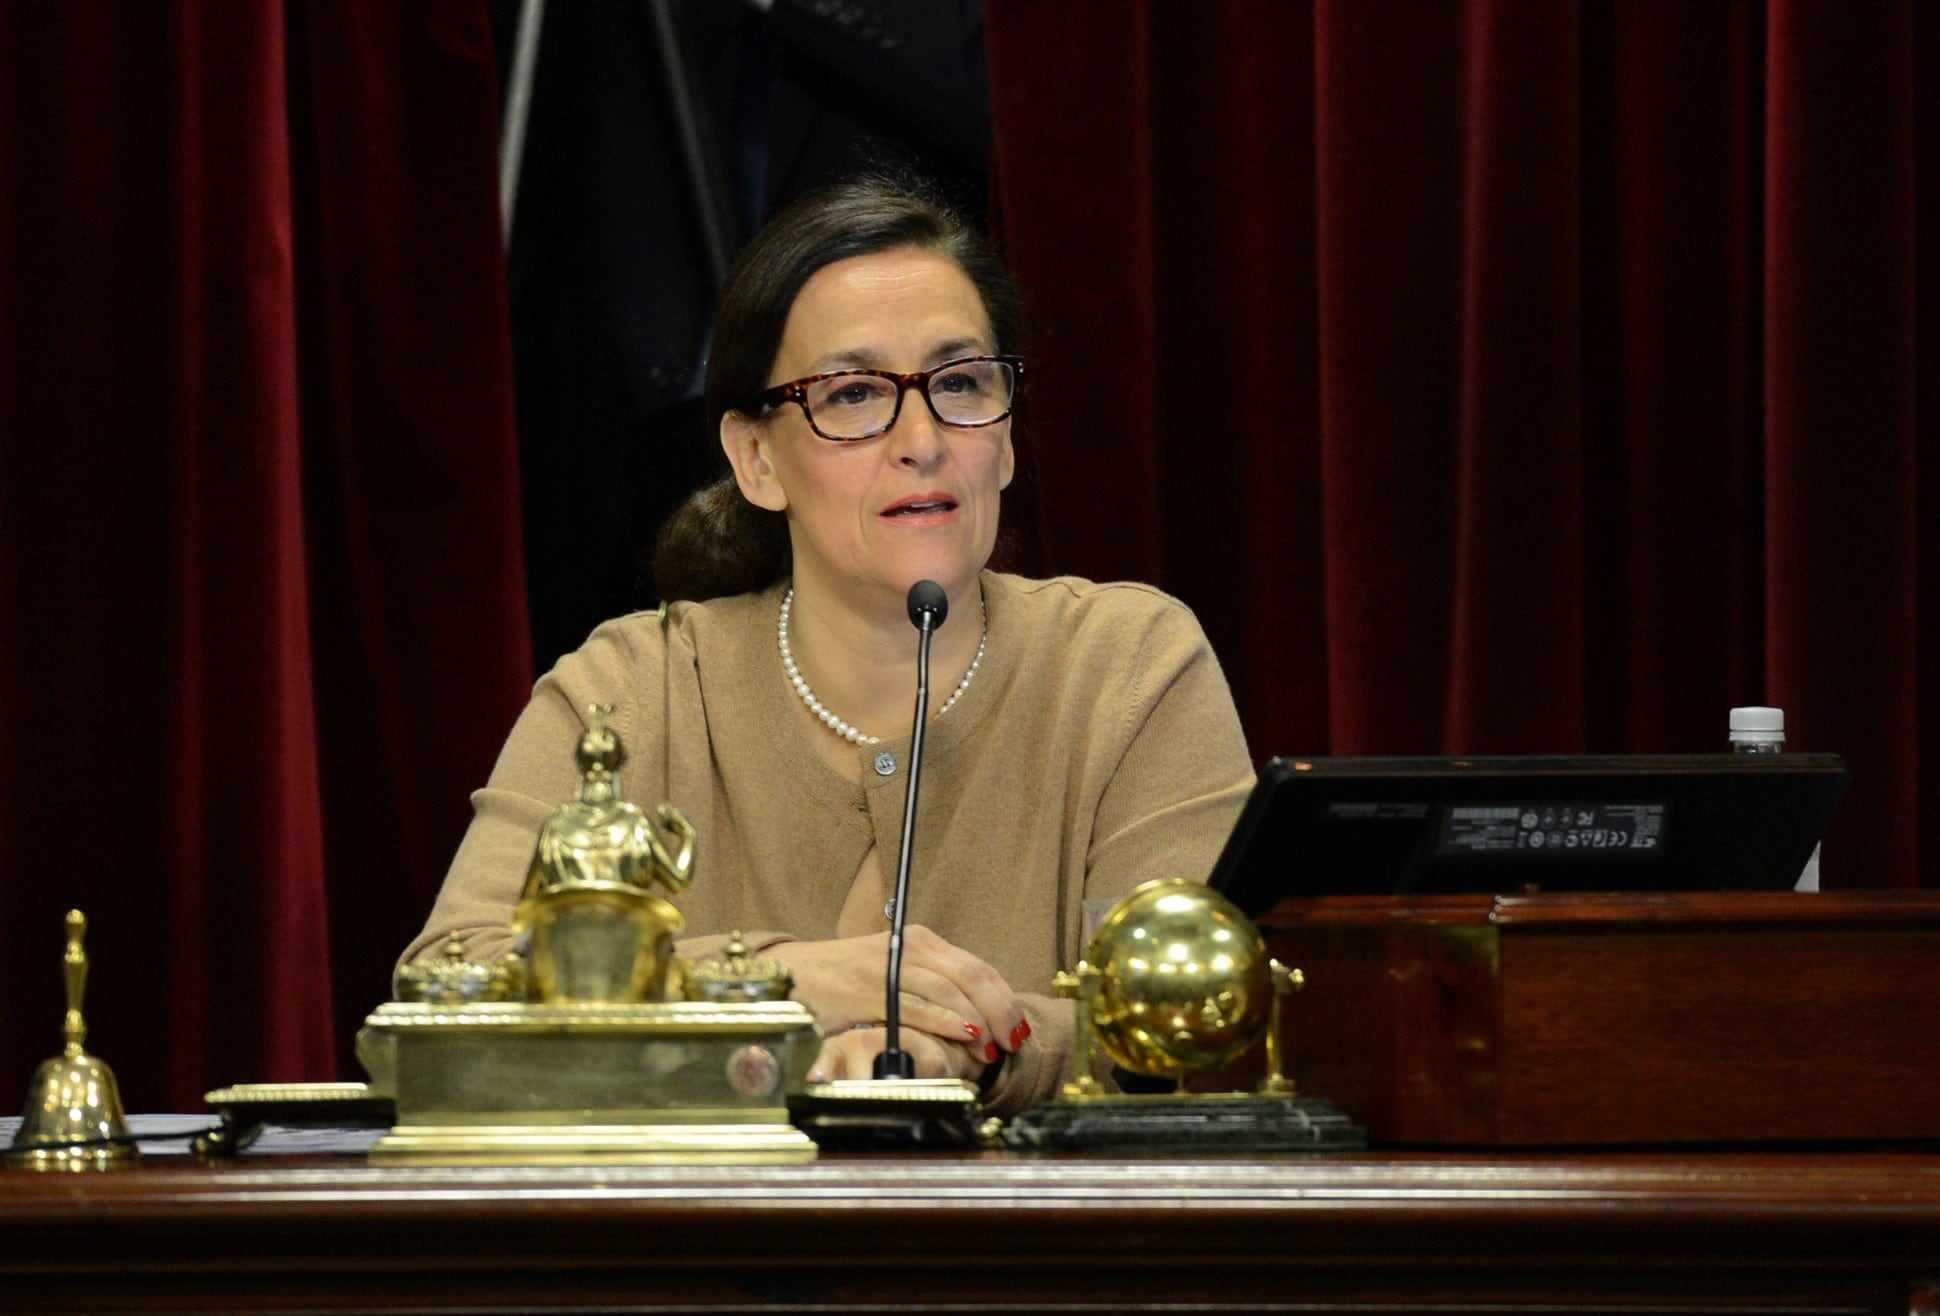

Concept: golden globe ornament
[[1083, 879, 1274, 1082], [1008, 880, 1363, 1152]]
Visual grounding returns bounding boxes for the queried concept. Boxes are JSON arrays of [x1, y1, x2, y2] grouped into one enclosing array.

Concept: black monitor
[[1207, 753, 1850, 919]]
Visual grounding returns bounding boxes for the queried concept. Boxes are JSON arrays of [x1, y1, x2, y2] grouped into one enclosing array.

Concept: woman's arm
[[981, 593, 1255, 1114]]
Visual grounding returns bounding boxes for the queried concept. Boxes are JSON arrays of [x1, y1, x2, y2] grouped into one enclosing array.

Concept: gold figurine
[[511, 706, 697, 1003]]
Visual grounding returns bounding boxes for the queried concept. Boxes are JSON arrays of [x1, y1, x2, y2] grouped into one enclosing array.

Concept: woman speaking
[[402, 178, 1253, 1114]]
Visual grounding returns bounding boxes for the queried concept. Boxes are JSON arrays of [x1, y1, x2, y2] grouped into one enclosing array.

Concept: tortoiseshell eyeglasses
[[751, 355, 1024, 442]]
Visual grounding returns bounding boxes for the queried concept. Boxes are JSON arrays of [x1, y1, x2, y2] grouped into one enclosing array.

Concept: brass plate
[[365, 1000, 817, 1034], [802, 1077, 978, 1108], [204, 1082, 394, 1117], [372, 1120, 817, 1165], [198, 1082, 396, 1157]]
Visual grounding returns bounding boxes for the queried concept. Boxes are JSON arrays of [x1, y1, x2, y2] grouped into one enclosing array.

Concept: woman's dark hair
[[652, 176, 1024, 603]]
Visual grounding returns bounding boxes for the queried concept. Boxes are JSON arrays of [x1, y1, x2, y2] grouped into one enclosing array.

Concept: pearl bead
[[778, 586, 986, 749]]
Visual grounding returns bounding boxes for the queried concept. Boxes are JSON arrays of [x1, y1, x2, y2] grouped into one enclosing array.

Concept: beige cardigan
[[402, 571, 1254, 1112]]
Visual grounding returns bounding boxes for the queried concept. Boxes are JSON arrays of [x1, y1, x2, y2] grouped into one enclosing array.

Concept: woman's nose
[[886, 390, 947, 466]]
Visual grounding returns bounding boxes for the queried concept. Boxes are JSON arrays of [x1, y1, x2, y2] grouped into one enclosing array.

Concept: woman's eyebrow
[[805, 338, 992, 375], [926, 337, 990, 363], [805, 348, 880, 373]]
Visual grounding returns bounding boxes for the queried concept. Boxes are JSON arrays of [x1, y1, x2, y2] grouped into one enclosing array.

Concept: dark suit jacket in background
[[488, 0, 991, 671]]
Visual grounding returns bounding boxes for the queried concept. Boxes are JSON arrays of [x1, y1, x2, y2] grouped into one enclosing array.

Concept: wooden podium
[[1253, 890, 1940, 1145]]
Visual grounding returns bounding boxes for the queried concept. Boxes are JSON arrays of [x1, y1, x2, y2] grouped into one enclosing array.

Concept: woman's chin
[[894, 560, 984, 602]]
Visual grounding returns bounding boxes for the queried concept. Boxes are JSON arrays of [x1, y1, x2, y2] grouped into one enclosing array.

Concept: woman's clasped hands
[[767, 925, 1032, 1083]]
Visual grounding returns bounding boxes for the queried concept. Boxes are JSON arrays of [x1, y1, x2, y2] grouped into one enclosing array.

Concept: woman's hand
[[806, 1023, 985, 1084], [767, 925, 1029, 1063]]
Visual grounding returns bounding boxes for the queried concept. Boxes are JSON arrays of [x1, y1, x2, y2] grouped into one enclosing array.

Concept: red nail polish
[[984, 1041, 999, 1063], [962, 1021, 983, 1041], [1009, 1019, 1032, 1049]]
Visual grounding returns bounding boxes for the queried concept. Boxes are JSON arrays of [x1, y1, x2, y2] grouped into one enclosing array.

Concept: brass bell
[[8, 910, 138, 1169]]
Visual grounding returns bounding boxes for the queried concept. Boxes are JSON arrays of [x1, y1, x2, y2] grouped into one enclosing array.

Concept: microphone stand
[[873, 582, 946, 1079]]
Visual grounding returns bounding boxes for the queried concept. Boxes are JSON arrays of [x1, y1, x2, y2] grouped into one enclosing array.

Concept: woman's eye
[[934, 370, 983, 396], [824, 381, 880, 408]]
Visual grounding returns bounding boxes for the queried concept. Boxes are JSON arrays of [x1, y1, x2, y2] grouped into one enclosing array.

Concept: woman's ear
[[721, 411, 788, 512]]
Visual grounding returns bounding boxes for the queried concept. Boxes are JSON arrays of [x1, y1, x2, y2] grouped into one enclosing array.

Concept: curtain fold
[[987, 0, 1930, 887], [0, 2, 529, 1112], [285, 0, 534, 1076], [1761, 0, 1919, 892], [1582, 0, 1765, 754]]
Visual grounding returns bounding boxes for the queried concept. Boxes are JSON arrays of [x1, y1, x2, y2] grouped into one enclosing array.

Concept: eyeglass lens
[[805, 359, 1015, 439]]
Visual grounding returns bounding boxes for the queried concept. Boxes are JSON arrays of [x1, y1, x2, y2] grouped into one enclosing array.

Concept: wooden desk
[[4, 1150, 1939, 1312], [1258, 891, 1940, 1144]]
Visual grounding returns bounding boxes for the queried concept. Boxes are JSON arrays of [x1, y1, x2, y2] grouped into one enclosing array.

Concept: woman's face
[[722, 246, 1015, 613]]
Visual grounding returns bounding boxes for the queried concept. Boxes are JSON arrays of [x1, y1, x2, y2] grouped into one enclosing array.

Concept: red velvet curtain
[[0, 3, 530, 1111], [985, 0, 1933, 889]]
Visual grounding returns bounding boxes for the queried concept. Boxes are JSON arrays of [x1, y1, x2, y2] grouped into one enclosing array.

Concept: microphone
[[873, 579, 947, 1079], [906, 579, 948, 629]]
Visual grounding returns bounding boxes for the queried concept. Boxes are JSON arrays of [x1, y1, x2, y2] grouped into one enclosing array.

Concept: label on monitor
[[1326, 802, 1431, 822], [1437, 802, 1667, 857]]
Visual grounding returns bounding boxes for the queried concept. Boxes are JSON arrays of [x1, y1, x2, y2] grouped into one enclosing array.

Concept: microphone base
[[790, 1078, 985, 1151], [871, 1051, 917, 1080]]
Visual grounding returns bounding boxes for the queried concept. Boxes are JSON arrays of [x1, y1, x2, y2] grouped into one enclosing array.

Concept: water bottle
[[1727, 706, 1785, 754], [1729, 706, 1820, 890]]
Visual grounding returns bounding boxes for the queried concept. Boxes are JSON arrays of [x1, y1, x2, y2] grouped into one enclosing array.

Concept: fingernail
[[962, 1021, 983, 1041], [1009, 1019, 1031, 1050], [983, 1041, 999, 1063]]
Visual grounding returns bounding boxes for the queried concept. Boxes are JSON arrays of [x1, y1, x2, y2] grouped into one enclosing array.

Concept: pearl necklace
[[778, 586, 987, 746]]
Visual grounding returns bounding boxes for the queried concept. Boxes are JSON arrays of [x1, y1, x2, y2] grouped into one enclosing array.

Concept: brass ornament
[[1076, 878, 1278, 1087], [1007, 879, 1364, 1152], [395, 937, 522, 1005], [511, 705, 697, 1003], [8, 910, 138, 1170], [683, 931, 795, 1003]]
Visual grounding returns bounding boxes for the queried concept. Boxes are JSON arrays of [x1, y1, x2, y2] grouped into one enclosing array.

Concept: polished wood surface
[[4, 1149, 1940, 1312], [1260, 890, 1940, 1145]]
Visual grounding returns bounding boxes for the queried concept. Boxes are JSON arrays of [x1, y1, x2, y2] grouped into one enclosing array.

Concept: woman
[[402, 178, 1254, 1113]]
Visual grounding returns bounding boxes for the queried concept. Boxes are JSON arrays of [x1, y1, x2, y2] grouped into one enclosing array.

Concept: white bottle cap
[[1729, 705, 1786, 744]]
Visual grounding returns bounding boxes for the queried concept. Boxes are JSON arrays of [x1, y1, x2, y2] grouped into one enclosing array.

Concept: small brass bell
[[8, 910, 138, 1169]]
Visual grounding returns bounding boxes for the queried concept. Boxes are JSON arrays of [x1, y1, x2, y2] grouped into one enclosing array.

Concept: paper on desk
[[1, 1113, 385, 1156]]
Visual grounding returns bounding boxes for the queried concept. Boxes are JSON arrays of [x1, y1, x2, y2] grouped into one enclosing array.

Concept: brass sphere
[[1083, 879, 1272, 1080]]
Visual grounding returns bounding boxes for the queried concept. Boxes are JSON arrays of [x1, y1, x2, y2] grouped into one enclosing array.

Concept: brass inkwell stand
[[356, 708, 821, 1163]]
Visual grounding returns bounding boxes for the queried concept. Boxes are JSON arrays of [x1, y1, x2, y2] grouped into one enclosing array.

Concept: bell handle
[[62, 908, 89, 1058]]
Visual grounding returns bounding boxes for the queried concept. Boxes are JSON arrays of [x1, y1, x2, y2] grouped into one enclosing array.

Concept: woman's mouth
[[882, 495, 959, 519]]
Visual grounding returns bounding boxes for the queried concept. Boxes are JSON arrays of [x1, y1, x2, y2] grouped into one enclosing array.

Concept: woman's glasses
[[752, 355, 1023, 442]]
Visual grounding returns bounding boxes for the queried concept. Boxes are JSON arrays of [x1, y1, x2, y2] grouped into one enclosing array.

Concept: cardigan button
[[872, 752, 897, 776]]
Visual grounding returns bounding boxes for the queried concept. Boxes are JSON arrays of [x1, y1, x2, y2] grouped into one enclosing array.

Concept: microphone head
[[906, 579, 948, 629]]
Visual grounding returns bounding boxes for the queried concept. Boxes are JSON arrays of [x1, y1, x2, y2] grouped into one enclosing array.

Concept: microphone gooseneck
[[874, 580, 947, 1080]]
